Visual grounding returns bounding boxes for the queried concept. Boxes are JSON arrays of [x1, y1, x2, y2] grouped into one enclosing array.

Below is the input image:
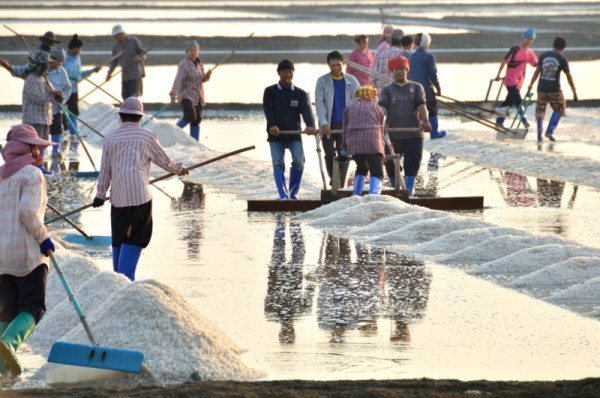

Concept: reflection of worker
[[503, 171, 536, 207], [536, 178, 565, 208], [171, 182, 205, 260]]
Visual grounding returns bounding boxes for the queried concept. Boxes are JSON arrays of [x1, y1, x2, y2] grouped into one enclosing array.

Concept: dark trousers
[[50, 112, 63, 135], [0, 264, 48, 324], [122, 78, 143, 100], [322, 123, 349, 187], [63, 92, 79, 130], [385, 136, 423, 180], [426, 102, 438, 117], [111, 200, 153, 248], [500, 85, 523, 108], [181, 98, 203, 126], [353, 153, 384, 179]]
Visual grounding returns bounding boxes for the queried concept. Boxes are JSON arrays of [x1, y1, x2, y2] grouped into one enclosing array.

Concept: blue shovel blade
[[74, 171, 100, 179], [63, 234, 112, 247], [48, 342, 144, 373]]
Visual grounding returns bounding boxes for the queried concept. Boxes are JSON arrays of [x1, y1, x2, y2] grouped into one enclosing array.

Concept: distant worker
[[263, 60, 316, 200], [47, 48, 72, 157], [400, 35, 414, 58], [494, 28, 538, 129], [170, 40, 212, 141], [346, 34, 374, 86], [372, 29, 404, 91], [409, 33, 446, 139], [375, 25, 394, 58], [106, 24, 147, 100], [527, 36, 577, 142]]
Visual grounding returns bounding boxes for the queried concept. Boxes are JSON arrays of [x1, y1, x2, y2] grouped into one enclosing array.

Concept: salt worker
[[375, 25, 394, 58], [63, 34, 102, 149], [378, 55, 431, 197], [409, 33, 446, 139], [346, 34, 374, 86], [0, 124, 57, 377], [339, 85, 385, 195], [106, 24, 147, 99], [372, 29, 404, 91], [263, 59, 316, 200], [494, 28, 538, 129], [527, 36, 578, 142], [315, 51, 360, 188], [92, 97, 189, 281], [169, 40, 212, 141], [0, 32, 60, 78], [47, 48, 72, 157]]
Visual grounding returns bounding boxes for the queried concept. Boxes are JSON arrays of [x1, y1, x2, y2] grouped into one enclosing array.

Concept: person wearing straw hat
[[339, 85, 385, 195], [47, 48, 72, 158], [169, 40, 212, 141], [378, 55, 431, 197], [63, 34, 102, 149], [92, 97, 189, 281], [106, 24, 147, 100], [0, 124, 57, 377], [0, 31, 60, 79]]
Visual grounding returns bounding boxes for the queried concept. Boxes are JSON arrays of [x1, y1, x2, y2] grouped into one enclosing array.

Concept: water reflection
[[171, 182, 205, 260]]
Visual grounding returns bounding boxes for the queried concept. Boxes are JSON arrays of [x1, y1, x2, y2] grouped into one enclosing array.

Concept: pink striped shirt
[[170, 57, 206, 106], [342, 98, 385, 156], [346, 48, 375, 86], [96, 122, 183, 207]]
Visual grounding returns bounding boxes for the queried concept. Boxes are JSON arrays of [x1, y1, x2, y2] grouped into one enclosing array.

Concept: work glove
[[92, 197, 105, 208], [338, 148, 349, 163], [40, 238, 55, 256], [93, 66, 102, 73], [573, 92, 578, 102]]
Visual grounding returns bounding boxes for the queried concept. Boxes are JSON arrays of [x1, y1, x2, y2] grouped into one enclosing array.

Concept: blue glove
[[40, 238, 55, 256]]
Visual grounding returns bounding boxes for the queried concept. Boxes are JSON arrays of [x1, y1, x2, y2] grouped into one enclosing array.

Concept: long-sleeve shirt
[[170, 57, 206, 106], [22, 73, 54, 125], [378, 81, 426, 139], [107, 36, 146, 81], [408, 48, 440, 103], [372, 46, 403, 91], [346, 48, 375, 86], [0, 165, 49, 277], [96, 122, 183, 207], [63, 53, 96, 93], [314, 73, 360, 128], [48, 66, 72, 114], [342, 98, 385, 156], [263, 82, 315, 143]]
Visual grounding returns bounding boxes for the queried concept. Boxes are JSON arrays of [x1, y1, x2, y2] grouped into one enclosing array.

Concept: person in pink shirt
[[494, 28, 538, 128], [375, 25, 394, 58], [346, 35, 374, 86]]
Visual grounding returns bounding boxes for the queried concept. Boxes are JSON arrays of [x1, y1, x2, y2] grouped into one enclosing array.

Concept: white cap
[[112, 24, 126, 36], [119, 97, 145, 116], [419, 33, 431, 48]]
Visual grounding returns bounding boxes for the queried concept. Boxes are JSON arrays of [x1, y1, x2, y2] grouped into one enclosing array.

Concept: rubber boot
[[51, 134, 61, 156], [353, 174, 365, 196], [67, 114, 78, 136], [273, 169, 289, 200], [190, 125, 200, 141], [288, 168, 303, 200], [389, 177, 395, 188], [112, 246, 121, 273], [37, 164, 52, 175], [118, 244, 143, 281], [369, 176, 382, 195], [495, 116, 505, 127], [545, 111, 561, 141], [405, 176, 416, 197], [536, 118, 544, 142], [428, 115, 446, 139], [0, 312, 36, 376], [0, 322, 8, 374], [176, 117, 188, 129]]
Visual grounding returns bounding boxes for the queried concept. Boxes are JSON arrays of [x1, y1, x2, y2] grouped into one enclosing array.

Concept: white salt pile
[[439, 235, 565, 266], [509, 257, 600, 298], [346, 209, 444, 238], [547, 278, 600, 317], [297, 195, 383, 219], [310, 200, 413, 229], [473, 244, 600, 277], [44, 256, 102, 311]]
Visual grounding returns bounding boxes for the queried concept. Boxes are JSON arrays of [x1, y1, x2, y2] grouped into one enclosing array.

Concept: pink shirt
[[375, 41, 390, 58], [346, 48, 375, 86], [504, 47, 538, 89]]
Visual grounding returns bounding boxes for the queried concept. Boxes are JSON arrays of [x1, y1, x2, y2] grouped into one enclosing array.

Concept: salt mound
[[45, 256, 102, 311], [509, 257, 600, 297], [367, 216, 486, 246], [473, 244, 600, 277], [310, 201, 412, 228], [439, 235, 564, 266], [547, 277, 600, 316], [43, 280, 261, 383], [406, 227, 527, 257], [30, 271, 129, 352], [296, 196, 363, 219], [347, 210, 444, 238]]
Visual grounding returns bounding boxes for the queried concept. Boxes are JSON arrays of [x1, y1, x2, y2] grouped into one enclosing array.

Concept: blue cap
[[522, 28, 536, 40]]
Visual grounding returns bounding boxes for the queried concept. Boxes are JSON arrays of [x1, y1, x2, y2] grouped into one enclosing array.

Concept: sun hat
[[382, 25, 394, 37], [6, 124, 56, 147], [419, 33, 431, 48], [50, 47, 66, 62], [119, 97, 146, 116], [39, 31, 60, 43], [112, 24, 126, 36], [186, 40, 200, 51]]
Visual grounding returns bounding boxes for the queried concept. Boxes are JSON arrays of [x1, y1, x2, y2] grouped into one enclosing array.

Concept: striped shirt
[[48, 66, 72, 114], [372, 46, 403, 91], [342, 98, 385, 156], [22, 73, 54, 125], [64, 53, 96, 93], [170, 57, 206, 106], [0, 165, 49, 277], [96, 122, 183, 207]]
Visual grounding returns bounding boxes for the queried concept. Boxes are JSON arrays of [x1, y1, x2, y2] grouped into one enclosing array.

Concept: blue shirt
[[63, 53, 95, 93], [408, 48, 440, 103], [331, 77, 346, 125]]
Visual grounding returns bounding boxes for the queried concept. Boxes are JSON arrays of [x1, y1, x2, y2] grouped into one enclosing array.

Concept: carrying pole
[[46, 203, 92, 240]]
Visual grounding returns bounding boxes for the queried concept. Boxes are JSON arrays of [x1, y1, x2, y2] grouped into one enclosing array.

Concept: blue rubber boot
[[118, 244, 143, 281], [0, 312, 36, 376], [428, 116, 447, 139], [176, 117, 188, 129], [495, 116, 505, 127], [190, 125, 200, 141], [51, 134, 61, 156], [405, 176, 416, 197], [273, 169, 289, 200], [545, 111, 561, 141], [353, 174, 366, 196], [37, 164, 52, 175], [67, 114, 78, 136], [369, 176, 382, 194], [288, 168, 303, 200], [112, 246, 121, 273], [536, 118, 544, 142]]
